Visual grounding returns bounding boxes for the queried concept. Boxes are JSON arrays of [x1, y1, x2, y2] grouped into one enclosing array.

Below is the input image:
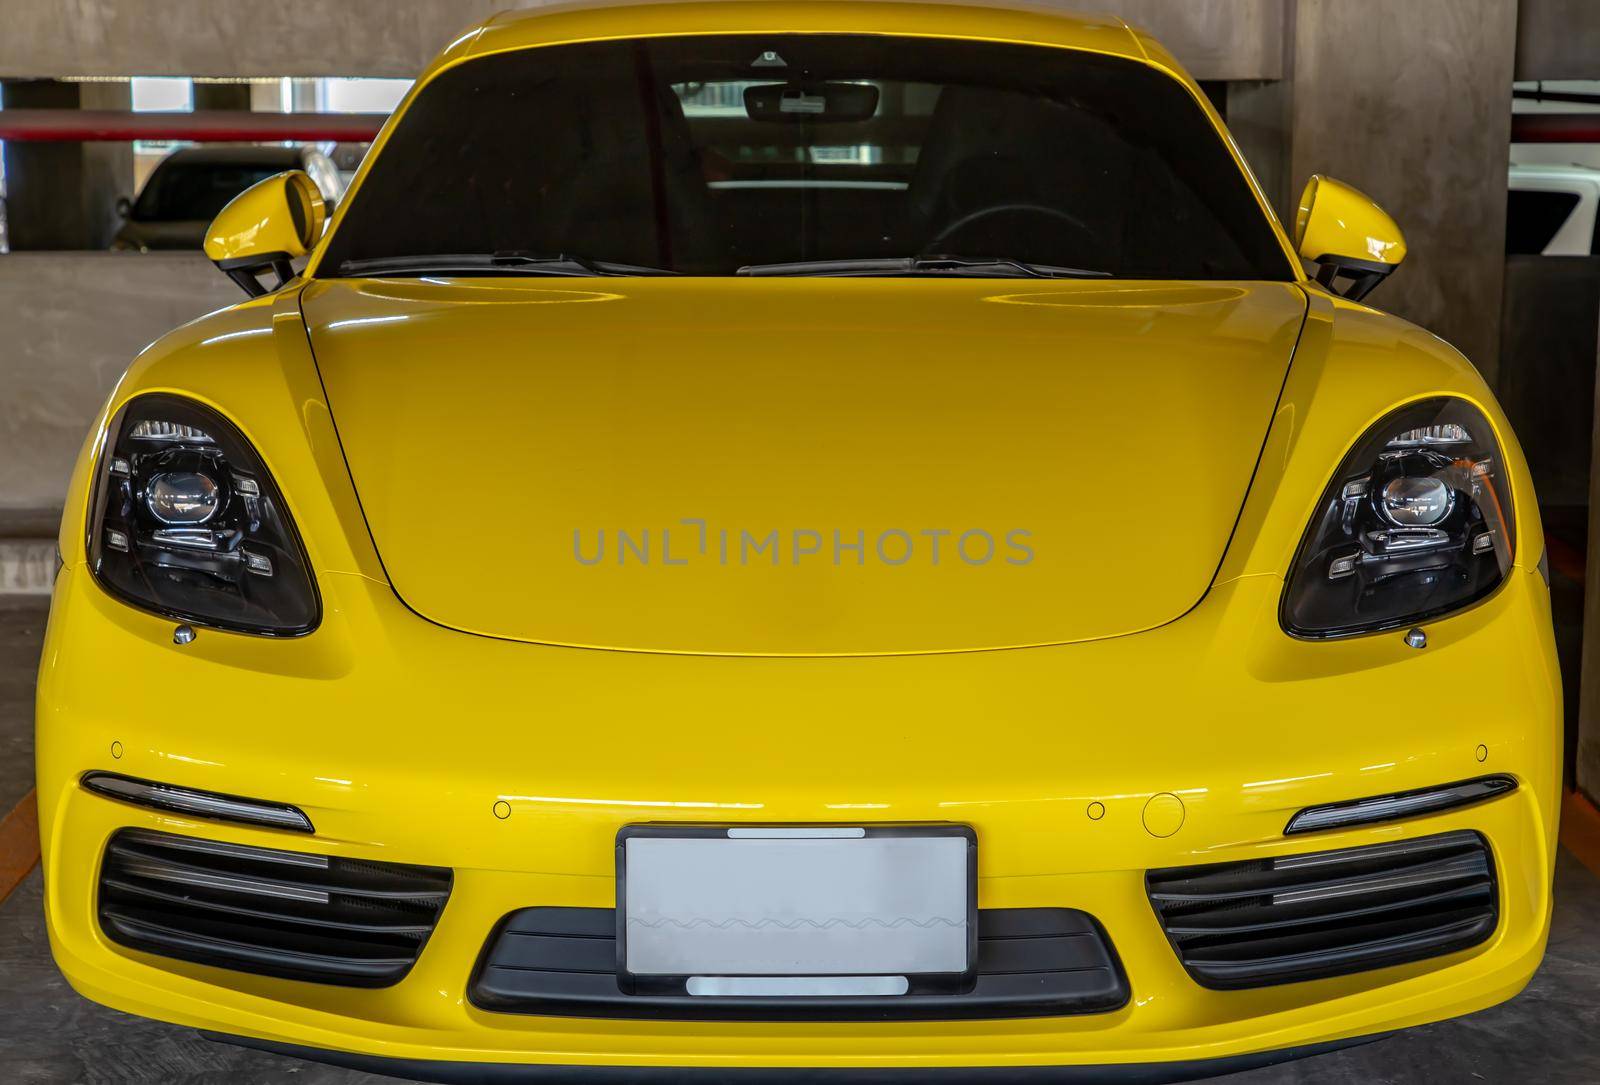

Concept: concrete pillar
[[1583, 363, 1600, 800], [1228, 2, 1517, 386], [1518, 0, 1600, 807], [0, 79, 133, 250], [1517, 0, 1600, 80]]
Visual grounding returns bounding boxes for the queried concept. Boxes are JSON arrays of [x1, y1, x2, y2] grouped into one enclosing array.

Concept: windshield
[[321, 35, 1292, 279], [134, 161, 291, 222]]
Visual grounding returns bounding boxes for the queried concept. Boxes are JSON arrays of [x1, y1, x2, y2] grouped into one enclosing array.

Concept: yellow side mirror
[[203, 170, 326, 296], [1294, 175, 1406, 302]]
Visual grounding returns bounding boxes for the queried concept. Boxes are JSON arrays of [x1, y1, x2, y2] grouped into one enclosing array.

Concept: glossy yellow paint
[[202, 169, 325, 267], [298, 278, 1308, 655], [37, 0, 1557, 1074], [37, 274, 1562, 1069], [1295, 175, 1408, 269]]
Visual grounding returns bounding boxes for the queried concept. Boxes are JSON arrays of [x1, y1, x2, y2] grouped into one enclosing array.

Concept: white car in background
[[1508, 162, 1600, 254]]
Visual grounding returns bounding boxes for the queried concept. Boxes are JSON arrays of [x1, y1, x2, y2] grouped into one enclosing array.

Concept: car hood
[[300, 277, 1306, 654]]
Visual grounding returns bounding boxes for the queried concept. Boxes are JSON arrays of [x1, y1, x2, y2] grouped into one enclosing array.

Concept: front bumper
[[202, 1030, 1387, 1083], [36, 561, 1561, 1073]]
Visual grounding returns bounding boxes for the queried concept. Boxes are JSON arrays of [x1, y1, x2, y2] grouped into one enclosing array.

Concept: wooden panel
[[0, 792, 39, 906], [1563, 789, 1600, 872]]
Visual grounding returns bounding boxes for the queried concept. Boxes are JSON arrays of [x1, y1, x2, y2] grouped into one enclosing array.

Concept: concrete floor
[[3, 594, 1598, 1084]]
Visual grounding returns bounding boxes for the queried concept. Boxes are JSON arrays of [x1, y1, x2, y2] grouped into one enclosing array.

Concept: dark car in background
[[112, 145, 343, 251]]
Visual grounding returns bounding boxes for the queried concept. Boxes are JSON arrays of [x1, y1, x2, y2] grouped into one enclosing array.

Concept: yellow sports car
[[36, 1, 1560, 1080]]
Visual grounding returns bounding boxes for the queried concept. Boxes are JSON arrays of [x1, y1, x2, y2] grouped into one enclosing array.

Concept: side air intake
[[1147, 830, 1496, 989], [99, 828, 451, 987]]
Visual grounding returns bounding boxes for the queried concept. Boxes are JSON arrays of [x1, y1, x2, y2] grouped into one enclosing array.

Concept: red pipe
[[9, 108, 1600, 146], [0, 109, 387, 142], [1512, 113, 1600, 144]]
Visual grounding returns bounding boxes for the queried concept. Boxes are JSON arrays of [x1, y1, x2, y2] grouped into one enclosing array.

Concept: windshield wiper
[[736, 254, 1111, 279], [335, 252, 679, 278]]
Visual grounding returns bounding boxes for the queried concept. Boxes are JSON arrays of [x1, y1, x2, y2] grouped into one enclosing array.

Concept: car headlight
[[87, 394, 319, 635], [1281, 397, 1515, 639]]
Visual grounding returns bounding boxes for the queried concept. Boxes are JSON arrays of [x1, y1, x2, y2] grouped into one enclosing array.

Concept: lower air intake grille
[[99, 828, 451, 987], [1147, 830, 1496, 989], [471, 907, 1128, 1020]]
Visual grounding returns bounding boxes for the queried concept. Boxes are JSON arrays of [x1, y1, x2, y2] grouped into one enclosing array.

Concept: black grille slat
[[110, 831, 330, 868], [1148, 846, 1487, 902], [98, 828, 451, 987], [101, 876, 439, 935], [1160, 881, 1492, 937], [100, 913, 415, 981], [1183, 915, 1498, 985], [106, 836, 449, 901], [1180, 906, 1494, 962], [470, 906, 1129, 1020], [103, 905, 419, 961], [1147, 830, 1497, 989], [1272, 833, 1478, 869]]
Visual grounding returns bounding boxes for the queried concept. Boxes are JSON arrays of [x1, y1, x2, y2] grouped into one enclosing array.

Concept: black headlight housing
[[1282, 397, 1515, 639], [87, 394, 319, 635]]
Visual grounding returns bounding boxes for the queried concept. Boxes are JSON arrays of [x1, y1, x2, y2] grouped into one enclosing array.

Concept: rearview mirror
[[1294, 175, 1406, 302], [203, 170, 326, 297], [744, 82, 880, 123]]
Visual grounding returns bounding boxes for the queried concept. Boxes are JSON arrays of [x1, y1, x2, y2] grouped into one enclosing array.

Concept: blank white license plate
[[620, 826, 973, 979]]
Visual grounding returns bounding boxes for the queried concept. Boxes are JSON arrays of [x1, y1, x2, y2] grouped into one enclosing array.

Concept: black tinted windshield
[[322, 35, 1292, 279], [134, 161, 291, 222]]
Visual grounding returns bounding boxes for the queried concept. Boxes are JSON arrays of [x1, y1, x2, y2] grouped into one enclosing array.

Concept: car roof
[[452, 0, 1154, 73], [155, 145, 308, 168]]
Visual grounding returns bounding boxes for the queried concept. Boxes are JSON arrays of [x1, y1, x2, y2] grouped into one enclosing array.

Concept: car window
[[322, 35, 1292, 279], [1505, 188, 1580, 255], [133, 161, 289, 222]]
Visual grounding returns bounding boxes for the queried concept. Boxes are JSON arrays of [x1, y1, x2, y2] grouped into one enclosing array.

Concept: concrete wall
[[0, 0, 1289, 81], [0, 254, 239, 516], [1229, 1, 1517, 381], [0, 0, 504, 79], [1517, 0, 1600, 80], [1284, 0, 1519, 384], [1499, 257, 1600, 509], [1110, 0, 1284, 81], [0, 81, 133, 250]]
